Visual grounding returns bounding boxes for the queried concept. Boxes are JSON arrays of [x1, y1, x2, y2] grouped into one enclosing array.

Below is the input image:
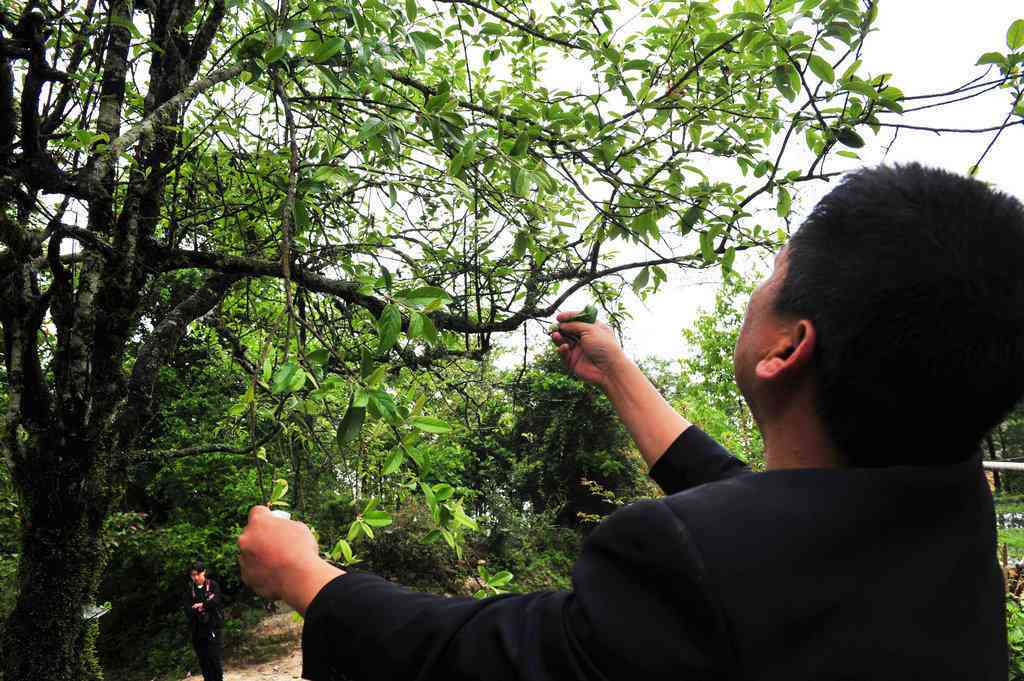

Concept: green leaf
[[362, 510, 393, 527], [331, 538, 355, 564], [976, 52, 1007, 67], [312, 166, 346, 184], [271, 363, 306, 394], [449, 503, 478, 531], [405, 0, 417, 21], [368, 390, 401, 424], [264, 45, 287, 64], [622, 59, 653, 72], [510, 132, 531, 158], [382, 449, 405, 475], [426, 92, 449, 113], [346, 520, 362, 542], [772, 65, 796, 101], [312, 37, 345, 63], [489, 571, 513, 587], [307, 348, 330, 366], [512, 230, 529, 260], [432, 483, 454, 501], [110, 15, 144, 39], [721, 247, 736, 273], [1008, 19, 1024, 50], [776, 186, 792, 218], [807, 55, 834, 83], [632, 267, 650, 292], [365, 364, 388, 389], [699, 231, 716, 264], [395, 286, 452, 307], [270, 478, 288, 505], [840, 78, 877, 99], [337, 400, 366, 448], [410, 30, 442, 51], [377, 304, 402, 354], [422, 529, 444, 544], [357, 117, 385, 144], [834, 127, 865, 148], [408, 311, 425, 339], [420, 315, 439, 345], [293, 197, 311, 232], [409, 416, 453, 433], [681, 205, 702, 232], [480, 22, 505, 36]]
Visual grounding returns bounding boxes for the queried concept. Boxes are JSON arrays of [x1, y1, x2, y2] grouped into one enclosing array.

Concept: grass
[[997, 495, 1024, 514], [1000, 529, 1024, 559]]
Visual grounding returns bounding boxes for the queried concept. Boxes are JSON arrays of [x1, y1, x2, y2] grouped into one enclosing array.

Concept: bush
[[352, 498, 476, 594], [487, 506, 580, 593], [96, 510, 251, 679], [1010, 597, 1024, 680]]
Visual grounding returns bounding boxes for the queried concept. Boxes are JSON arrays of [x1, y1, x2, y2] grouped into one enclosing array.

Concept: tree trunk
[[1, 439, 108, 681], [986, 434, 1001, 493]]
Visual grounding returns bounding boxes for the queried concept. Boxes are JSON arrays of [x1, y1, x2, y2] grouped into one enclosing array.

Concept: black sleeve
[[185, 584, 195, 622], [207, 580, 223, 616], [648, 426, 750, 495], [301, 500, 726, 681]]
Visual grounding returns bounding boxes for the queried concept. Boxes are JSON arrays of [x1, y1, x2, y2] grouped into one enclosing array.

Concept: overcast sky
[[501, 1, 1024, 368]]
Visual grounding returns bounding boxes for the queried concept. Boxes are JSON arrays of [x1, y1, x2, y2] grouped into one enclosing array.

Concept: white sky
[[500, 1, 1024, 368]]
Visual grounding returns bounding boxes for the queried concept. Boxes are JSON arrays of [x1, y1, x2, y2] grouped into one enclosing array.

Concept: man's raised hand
[[549, 311, 627, 388], [238, 506, 343, 614]]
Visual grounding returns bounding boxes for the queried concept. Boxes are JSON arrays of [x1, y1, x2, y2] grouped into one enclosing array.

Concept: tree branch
[[88, 63, 245, 182], [130, 426, 281, 463], [115, 272, 241, 448], [431, 0, 582, 50]]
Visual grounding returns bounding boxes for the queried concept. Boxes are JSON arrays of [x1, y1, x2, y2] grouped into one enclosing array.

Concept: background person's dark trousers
[[193, 635, 223, 681]]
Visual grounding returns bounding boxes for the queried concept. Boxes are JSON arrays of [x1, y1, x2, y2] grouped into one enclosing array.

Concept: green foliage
[[482, 505, 580, 594], [674, 273, 764, 466], [1001, 530, 1024, 559], [0, 458, 17, 633], [1010, 597, 1024, 680], [503, 352, 653, 527]]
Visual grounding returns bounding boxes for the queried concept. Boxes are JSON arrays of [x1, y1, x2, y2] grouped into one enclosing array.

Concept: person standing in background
[[186, 560, 223, 681]]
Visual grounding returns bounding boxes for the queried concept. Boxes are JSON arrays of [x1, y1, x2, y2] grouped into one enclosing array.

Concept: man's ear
[[755, 319, 816, 381]]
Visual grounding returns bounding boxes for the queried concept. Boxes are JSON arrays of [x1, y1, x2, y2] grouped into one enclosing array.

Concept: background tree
[[1, 0, 1021, 677], [673, 271, 764, 466]]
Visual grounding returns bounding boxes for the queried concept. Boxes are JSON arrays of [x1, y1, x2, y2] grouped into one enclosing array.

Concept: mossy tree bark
[[0, 1, 230, 677], [1, 436, 108, 680]]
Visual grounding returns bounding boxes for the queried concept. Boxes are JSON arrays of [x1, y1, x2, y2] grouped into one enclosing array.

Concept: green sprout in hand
[[549, 304, 598, 344]]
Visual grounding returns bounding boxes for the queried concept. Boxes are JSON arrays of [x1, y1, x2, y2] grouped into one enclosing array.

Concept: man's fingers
[[556, 310, 580, 322], [248, 505, 270, 523], [550, 331, 571, 345], [556, 321, 590, 335]]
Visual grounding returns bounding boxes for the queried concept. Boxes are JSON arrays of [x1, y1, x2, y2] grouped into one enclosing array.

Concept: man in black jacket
[[238, 164, 1024, 680], [186, 560, 224, 681]]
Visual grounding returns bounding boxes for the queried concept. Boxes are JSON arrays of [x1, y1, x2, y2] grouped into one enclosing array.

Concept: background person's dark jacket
[[186, 577, 223, 642], [302, 427, 1006, 680]]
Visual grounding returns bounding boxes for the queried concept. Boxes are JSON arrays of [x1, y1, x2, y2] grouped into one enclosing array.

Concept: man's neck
[[760, 402, 845, 470]]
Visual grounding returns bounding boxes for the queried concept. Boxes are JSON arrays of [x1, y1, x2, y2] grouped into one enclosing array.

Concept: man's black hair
[[190, 560, 205, 574], [775, 163, 1024, 466]]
